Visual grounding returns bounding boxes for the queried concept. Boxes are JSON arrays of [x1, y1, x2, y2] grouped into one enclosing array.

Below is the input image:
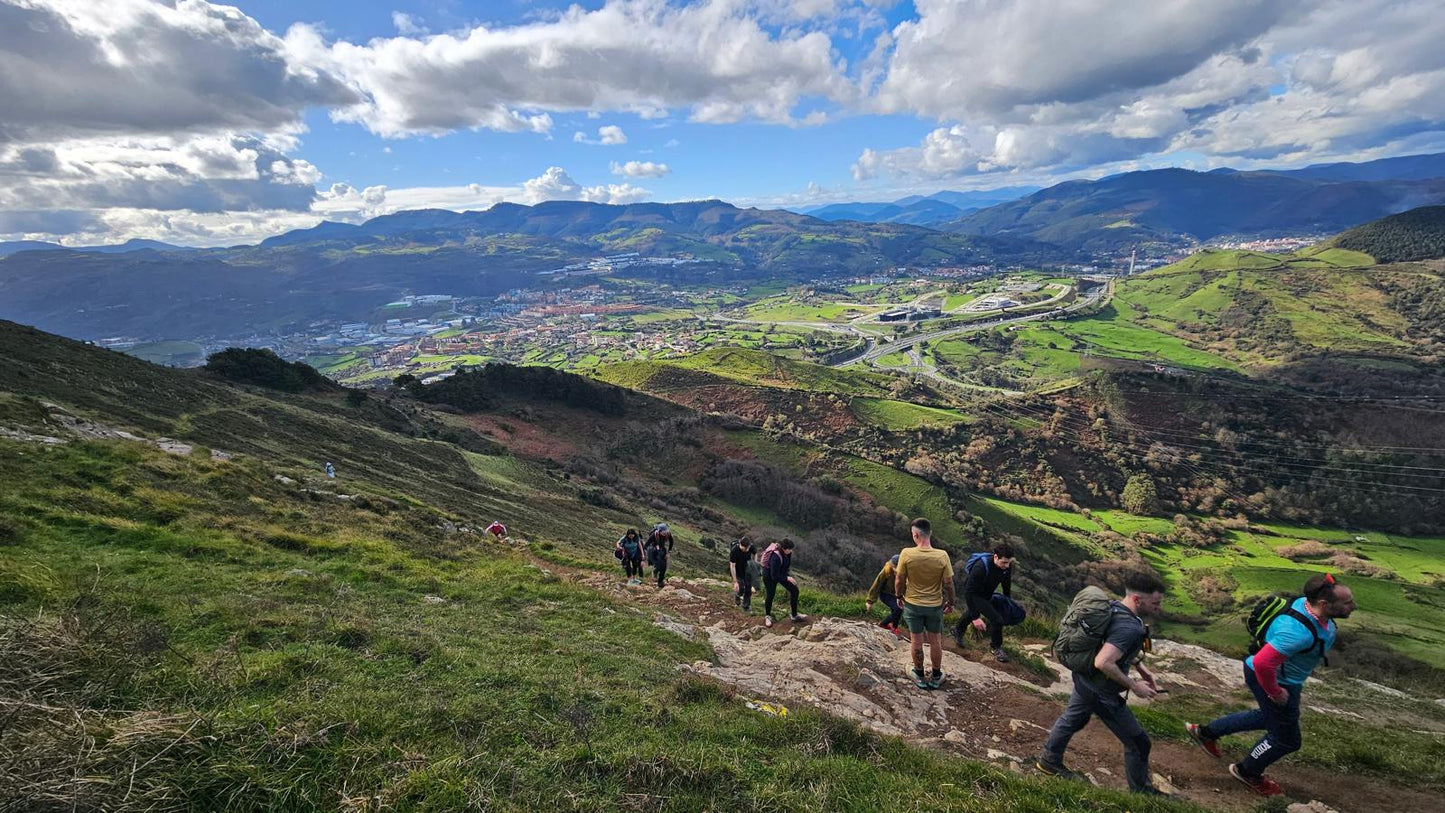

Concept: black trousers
[[736, 572, 753, 609], [764, 577, 798, 617], [955, 593, 1004, 648], [623, 555, 643, 578]]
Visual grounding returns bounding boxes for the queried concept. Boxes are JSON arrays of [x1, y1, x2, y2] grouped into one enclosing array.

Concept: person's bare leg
[[911, 632, 926, 671], [926, 631, 943, 672]]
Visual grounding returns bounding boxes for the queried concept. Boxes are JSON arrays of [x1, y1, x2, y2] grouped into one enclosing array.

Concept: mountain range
[[0, 200, 1067, 341], [944, 153, 1445, 251], [791, 186, 1042, 226]]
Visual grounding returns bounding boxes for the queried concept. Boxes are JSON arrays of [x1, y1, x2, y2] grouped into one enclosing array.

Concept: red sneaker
[[1229, 763, 1283, 796], [1186, 723, 1222, 758]]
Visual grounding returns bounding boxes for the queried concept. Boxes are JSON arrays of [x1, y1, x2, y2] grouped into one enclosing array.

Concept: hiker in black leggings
[[645, 523, 674, 588], [760, 538, 807, 627]]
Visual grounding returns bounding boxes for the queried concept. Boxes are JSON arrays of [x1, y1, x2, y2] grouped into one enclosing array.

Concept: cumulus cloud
[[290, 0, 853, 137], [521, 166, 649, 204], [0, 0, 355, 145], [856, 0, 1445, 181], [610, 160, 671, 178], [574, 125, 629, 145], [0, 134, 321, 214]]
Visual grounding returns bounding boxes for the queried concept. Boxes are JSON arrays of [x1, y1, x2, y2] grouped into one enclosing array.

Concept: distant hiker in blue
[[951, 543, 1018, 662], [616, 529, 644, 584], [645, 523, 674, 588], [1038, 571, 1167, 796], [865, 554, 904, 634], [324, 461, 335, 479], [1186, 573, 1355, 798], [760, 538, 807, 628]]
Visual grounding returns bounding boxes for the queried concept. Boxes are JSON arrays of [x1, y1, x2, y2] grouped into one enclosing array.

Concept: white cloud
[[391, 12, 428, 36], [574, 125, 629, 145], [856, 0, 1445, 181], [0, 133, 321, 213], [0, 0, 355, 144], [520, 166, 649, 204], [292, 0, 853, 137], [610, 160, 671, 178]]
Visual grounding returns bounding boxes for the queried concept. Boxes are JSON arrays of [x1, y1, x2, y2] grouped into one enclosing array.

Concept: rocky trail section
[[573, 570, 1443, 813]]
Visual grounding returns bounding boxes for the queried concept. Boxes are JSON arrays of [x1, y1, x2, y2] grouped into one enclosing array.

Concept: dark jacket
[[762, 544, 792, 582], [961, 554, 1012, 598]]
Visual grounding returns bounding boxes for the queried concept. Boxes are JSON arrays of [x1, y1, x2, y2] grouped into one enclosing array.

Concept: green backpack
[[1053, 586, 1125, 675]]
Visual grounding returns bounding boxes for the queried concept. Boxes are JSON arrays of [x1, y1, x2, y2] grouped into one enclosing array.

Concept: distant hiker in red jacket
[[486, 521, 508, 540]]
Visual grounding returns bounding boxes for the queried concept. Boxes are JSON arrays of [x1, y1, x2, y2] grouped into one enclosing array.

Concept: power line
[[973, 400, 1445, 498]]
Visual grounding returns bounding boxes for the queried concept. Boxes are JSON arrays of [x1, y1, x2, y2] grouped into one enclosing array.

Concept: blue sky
[[2, 0, 1444, 245]]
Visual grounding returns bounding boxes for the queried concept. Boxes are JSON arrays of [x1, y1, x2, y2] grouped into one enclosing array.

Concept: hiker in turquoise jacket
[[1187, 573, 1355, 798]]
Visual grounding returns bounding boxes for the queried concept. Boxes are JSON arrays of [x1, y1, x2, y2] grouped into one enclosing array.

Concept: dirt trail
[[561, 567, 1440, 813]]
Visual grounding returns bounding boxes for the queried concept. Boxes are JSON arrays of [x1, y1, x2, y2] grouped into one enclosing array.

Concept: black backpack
[[1245, 593, 1328, 666]]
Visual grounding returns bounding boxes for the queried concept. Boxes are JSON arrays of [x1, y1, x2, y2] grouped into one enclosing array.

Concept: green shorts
[[902, 601, 944, 634]]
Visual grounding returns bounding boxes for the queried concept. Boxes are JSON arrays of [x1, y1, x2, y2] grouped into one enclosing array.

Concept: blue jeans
[[1042, 674, 1153, 791], [1202, 662, 1302, 777], [879, 594, 903, 627]]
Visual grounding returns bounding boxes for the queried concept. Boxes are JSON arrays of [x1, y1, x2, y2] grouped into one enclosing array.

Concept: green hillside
[[1332, 205, 1445, 262], [597, 346, 899, 396]]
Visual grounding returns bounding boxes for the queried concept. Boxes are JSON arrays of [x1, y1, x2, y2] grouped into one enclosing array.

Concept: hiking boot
[[1185, 722, 1222, 759], [927, 669, 944, 689], [1229, 763, 1283, 797], [951, 628, 966, 648], [764, 615, 774, 628], [1134, 786, 1172, 798], [1035, 758, 1082, 781], [991, 647, 1011, 663], [789, 613, 809, 623], [911, 667, 929, 689]]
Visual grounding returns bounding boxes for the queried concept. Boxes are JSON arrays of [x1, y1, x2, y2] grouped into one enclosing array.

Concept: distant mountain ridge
[[0, 238, 194, 257], [793, 186, 1041, 225], [946, 154, 1445, 251]]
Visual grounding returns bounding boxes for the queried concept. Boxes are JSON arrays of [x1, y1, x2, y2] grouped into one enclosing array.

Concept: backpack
[[1245, 593, 1328, 665], [966, 552, 992, 577], [760, 543, 781, 573], [1053, 586, 1126, 675], [614, 547, 624, 561]]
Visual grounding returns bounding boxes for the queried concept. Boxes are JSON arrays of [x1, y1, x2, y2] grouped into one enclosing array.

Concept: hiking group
[[609, 515, 1355, 800]]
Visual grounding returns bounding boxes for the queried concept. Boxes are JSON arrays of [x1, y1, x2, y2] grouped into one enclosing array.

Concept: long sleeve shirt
[[867, 564, 898, 601], [961, 556, 1012, 598]]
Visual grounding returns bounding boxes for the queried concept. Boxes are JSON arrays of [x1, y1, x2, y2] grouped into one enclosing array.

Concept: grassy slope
[[597, 347, 898, 397], [0, 385, 1196, 811]]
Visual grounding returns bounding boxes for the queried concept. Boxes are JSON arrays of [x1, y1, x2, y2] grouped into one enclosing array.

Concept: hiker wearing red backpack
[[1038, 571, 1168, 796], [1185, 573, 1355, 798], [950, 543, 1017, 662], [760, 538, 807, 628]]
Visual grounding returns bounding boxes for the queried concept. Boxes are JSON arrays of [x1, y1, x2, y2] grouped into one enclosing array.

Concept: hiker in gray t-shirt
[[1038, 572, 1168, 796]]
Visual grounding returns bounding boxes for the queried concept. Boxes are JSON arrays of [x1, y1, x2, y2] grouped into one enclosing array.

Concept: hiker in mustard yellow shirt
[[895, 518, 955, 689]]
